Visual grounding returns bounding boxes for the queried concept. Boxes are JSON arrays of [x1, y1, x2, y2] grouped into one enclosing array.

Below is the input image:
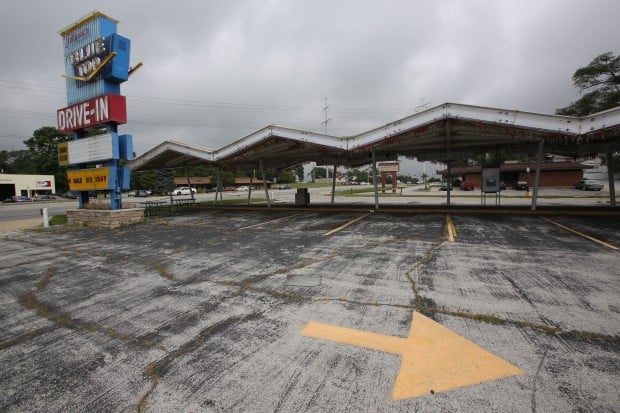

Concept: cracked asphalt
[[1, 209, 618, 412]]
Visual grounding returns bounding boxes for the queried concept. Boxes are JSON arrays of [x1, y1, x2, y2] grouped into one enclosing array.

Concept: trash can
[[295, 188, 310, 206]]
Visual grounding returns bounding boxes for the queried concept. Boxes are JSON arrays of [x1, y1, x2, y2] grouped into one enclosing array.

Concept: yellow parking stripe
[[446, 214, 457, 242], [238, 213, 302, 230], [539, 216, 619, 251], [323, 213, 371, 236]]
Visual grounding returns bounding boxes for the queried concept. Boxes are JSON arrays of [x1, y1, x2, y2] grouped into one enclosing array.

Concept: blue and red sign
[[58, 11, 138, 209]]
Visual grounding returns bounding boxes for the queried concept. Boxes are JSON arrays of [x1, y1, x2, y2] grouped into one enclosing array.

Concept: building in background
[[437, 161, 593, 188], [0, 173, 56, 199]]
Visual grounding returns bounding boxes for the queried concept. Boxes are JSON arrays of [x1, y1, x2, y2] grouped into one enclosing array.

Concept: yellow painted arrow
[[301, 311, 523, 399]]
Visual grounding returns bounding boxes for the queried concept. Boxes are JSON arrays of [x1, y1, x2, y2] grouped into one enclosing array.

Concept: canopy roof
[[128, 102, 620, 171]]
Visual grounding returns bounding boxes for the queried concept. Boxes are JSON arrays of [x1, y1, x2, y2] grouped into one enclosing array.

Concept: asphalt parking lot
[[1, 209, 618, 412]]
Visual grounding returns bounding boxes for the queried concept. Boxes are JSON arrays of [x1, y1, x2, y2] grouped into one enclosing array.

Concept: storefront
[[437, 162, 592, 188], [0, 174, 56, 199]]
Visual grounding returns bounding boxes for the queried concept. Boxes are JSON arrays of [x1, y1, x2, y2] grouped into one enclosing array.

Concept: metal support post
[[372, 151, 379, 210], [259, 159, 271, 207], [446, 120, 452, 207], [184, 167, 194, 201], [215, 175, 221, 203], [531, 140, 544, 211], [607, 152, 616, 207], [247, 174, 254, 205], [331, 164, 337, 206], [447, 164, 451, 206], [109, 158, 122, 210]]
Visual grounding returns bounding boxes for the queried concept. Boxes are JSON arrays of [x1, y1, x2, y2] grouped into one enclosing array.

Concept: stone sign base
[[67, 208, 144, 229]]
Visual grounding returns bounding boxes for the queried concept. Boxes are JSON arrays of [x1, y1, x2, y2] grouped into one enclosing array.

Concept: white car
[[168, 187, 197, 196], [237, 186, 250, 191]]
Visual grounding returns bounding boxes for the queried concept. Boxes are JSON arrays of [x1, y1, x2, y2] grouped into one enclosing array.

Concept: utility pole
[[322, 97, 331, 135], [321, 97, 332, 179]]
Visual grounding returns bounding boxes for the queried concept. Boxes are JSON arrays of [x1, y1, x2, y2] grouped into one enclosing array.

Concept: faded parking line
[[323, 213, 371, 236], [539, 216, 619, 250], [237, 213, 302, 230]]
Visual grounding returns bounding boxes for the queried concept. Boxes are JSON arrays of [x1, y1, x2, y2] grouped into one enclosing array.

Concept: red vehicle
[[460, 181, 475, 191]]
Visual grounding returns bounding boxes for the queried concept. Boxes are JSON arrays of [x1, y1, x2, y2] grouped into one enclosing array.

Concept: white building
[[0, 173, 56, 199]]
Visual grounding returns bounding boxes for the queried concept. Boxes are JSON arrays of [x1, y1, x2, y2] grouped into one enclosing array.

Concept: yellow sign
[[58, 142, 69, 166], [301, 311, 523, 399], [68, 168, 110, 191]]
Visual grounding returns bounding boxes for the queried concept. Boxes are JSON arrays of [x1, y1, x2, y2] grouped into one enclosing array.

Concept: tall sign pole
[[57, 11, 140, 210]]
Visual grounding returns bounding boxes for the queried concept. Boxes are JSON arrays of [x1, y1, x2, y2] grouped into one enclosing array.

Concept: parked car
[[3, 196, 33, 203], [224, 186, 237, 191], [134, 190, 150, 197], [439, 183, 451, 191], [461, 181, 475, 191], [62, 191, 79, 199], [168, 187, 197, 196], [236, 186, 250, 191], [574, 179, 604, 191], [512, 181, 529, 190], [276, 184, 291, 189], [33, 194, 56, 201]]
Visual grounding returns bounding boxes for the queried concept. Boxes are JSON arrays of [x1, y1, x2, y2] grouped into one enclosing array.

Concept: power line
[[0, 79, 417, 116]]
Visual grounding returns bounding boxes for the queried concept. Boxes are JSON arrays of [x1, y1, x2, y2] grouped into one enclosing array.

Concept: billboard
[[59, 11, 131, 105], [68, 167, 130, 191], [57, 94, 127, 133], [58, 133, 133, 166], [58, 10, 137, 209]]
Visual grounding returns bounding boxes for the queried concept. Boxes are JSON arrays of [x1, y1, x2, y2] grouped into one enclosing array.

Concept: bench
[[140, 200, 167, 217], [172, 197, 197, 211]]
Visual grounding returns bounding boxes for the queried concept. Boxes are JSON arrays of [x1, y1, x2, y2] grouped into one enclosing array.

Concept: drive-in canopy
[[128, 102, 620, 172]]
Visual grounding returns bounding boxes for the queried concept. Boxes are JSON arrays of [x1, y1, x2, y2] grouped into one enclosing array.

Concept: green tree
[[293, 165, 304, 182], [153, 169, 176, 195], [131, 170, 157, 190], [0, 150, 10, 172], [24, 127, 71, 172], [274, 170, 296, 183], [21, 126, 72, 191], [556, 52, 620, 116], [3, 150, 37, 174], [311, 166, 327, 180]]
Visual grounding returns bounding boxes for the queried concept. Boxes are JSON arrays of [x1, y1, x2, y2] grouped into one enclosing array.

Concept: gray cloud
[[1, 0, 619, 164]]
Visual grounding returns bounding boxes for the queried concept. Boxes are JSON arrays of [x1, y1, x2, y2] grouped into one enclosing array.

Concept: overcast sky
[[1, 0, 618, 175]]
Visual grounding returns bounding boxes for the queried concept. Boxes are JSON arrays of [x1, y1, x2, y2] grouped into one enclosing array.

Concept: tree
[[311, 167, 327, 180], [556, 52, 620, 116], [131, 170, 157, 190], [274, 170, 296, 183], [152, 169, 176, 195], [0, 150, 10, 172], [293, 165, 304, 182], [19, 126, 73, 191]]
